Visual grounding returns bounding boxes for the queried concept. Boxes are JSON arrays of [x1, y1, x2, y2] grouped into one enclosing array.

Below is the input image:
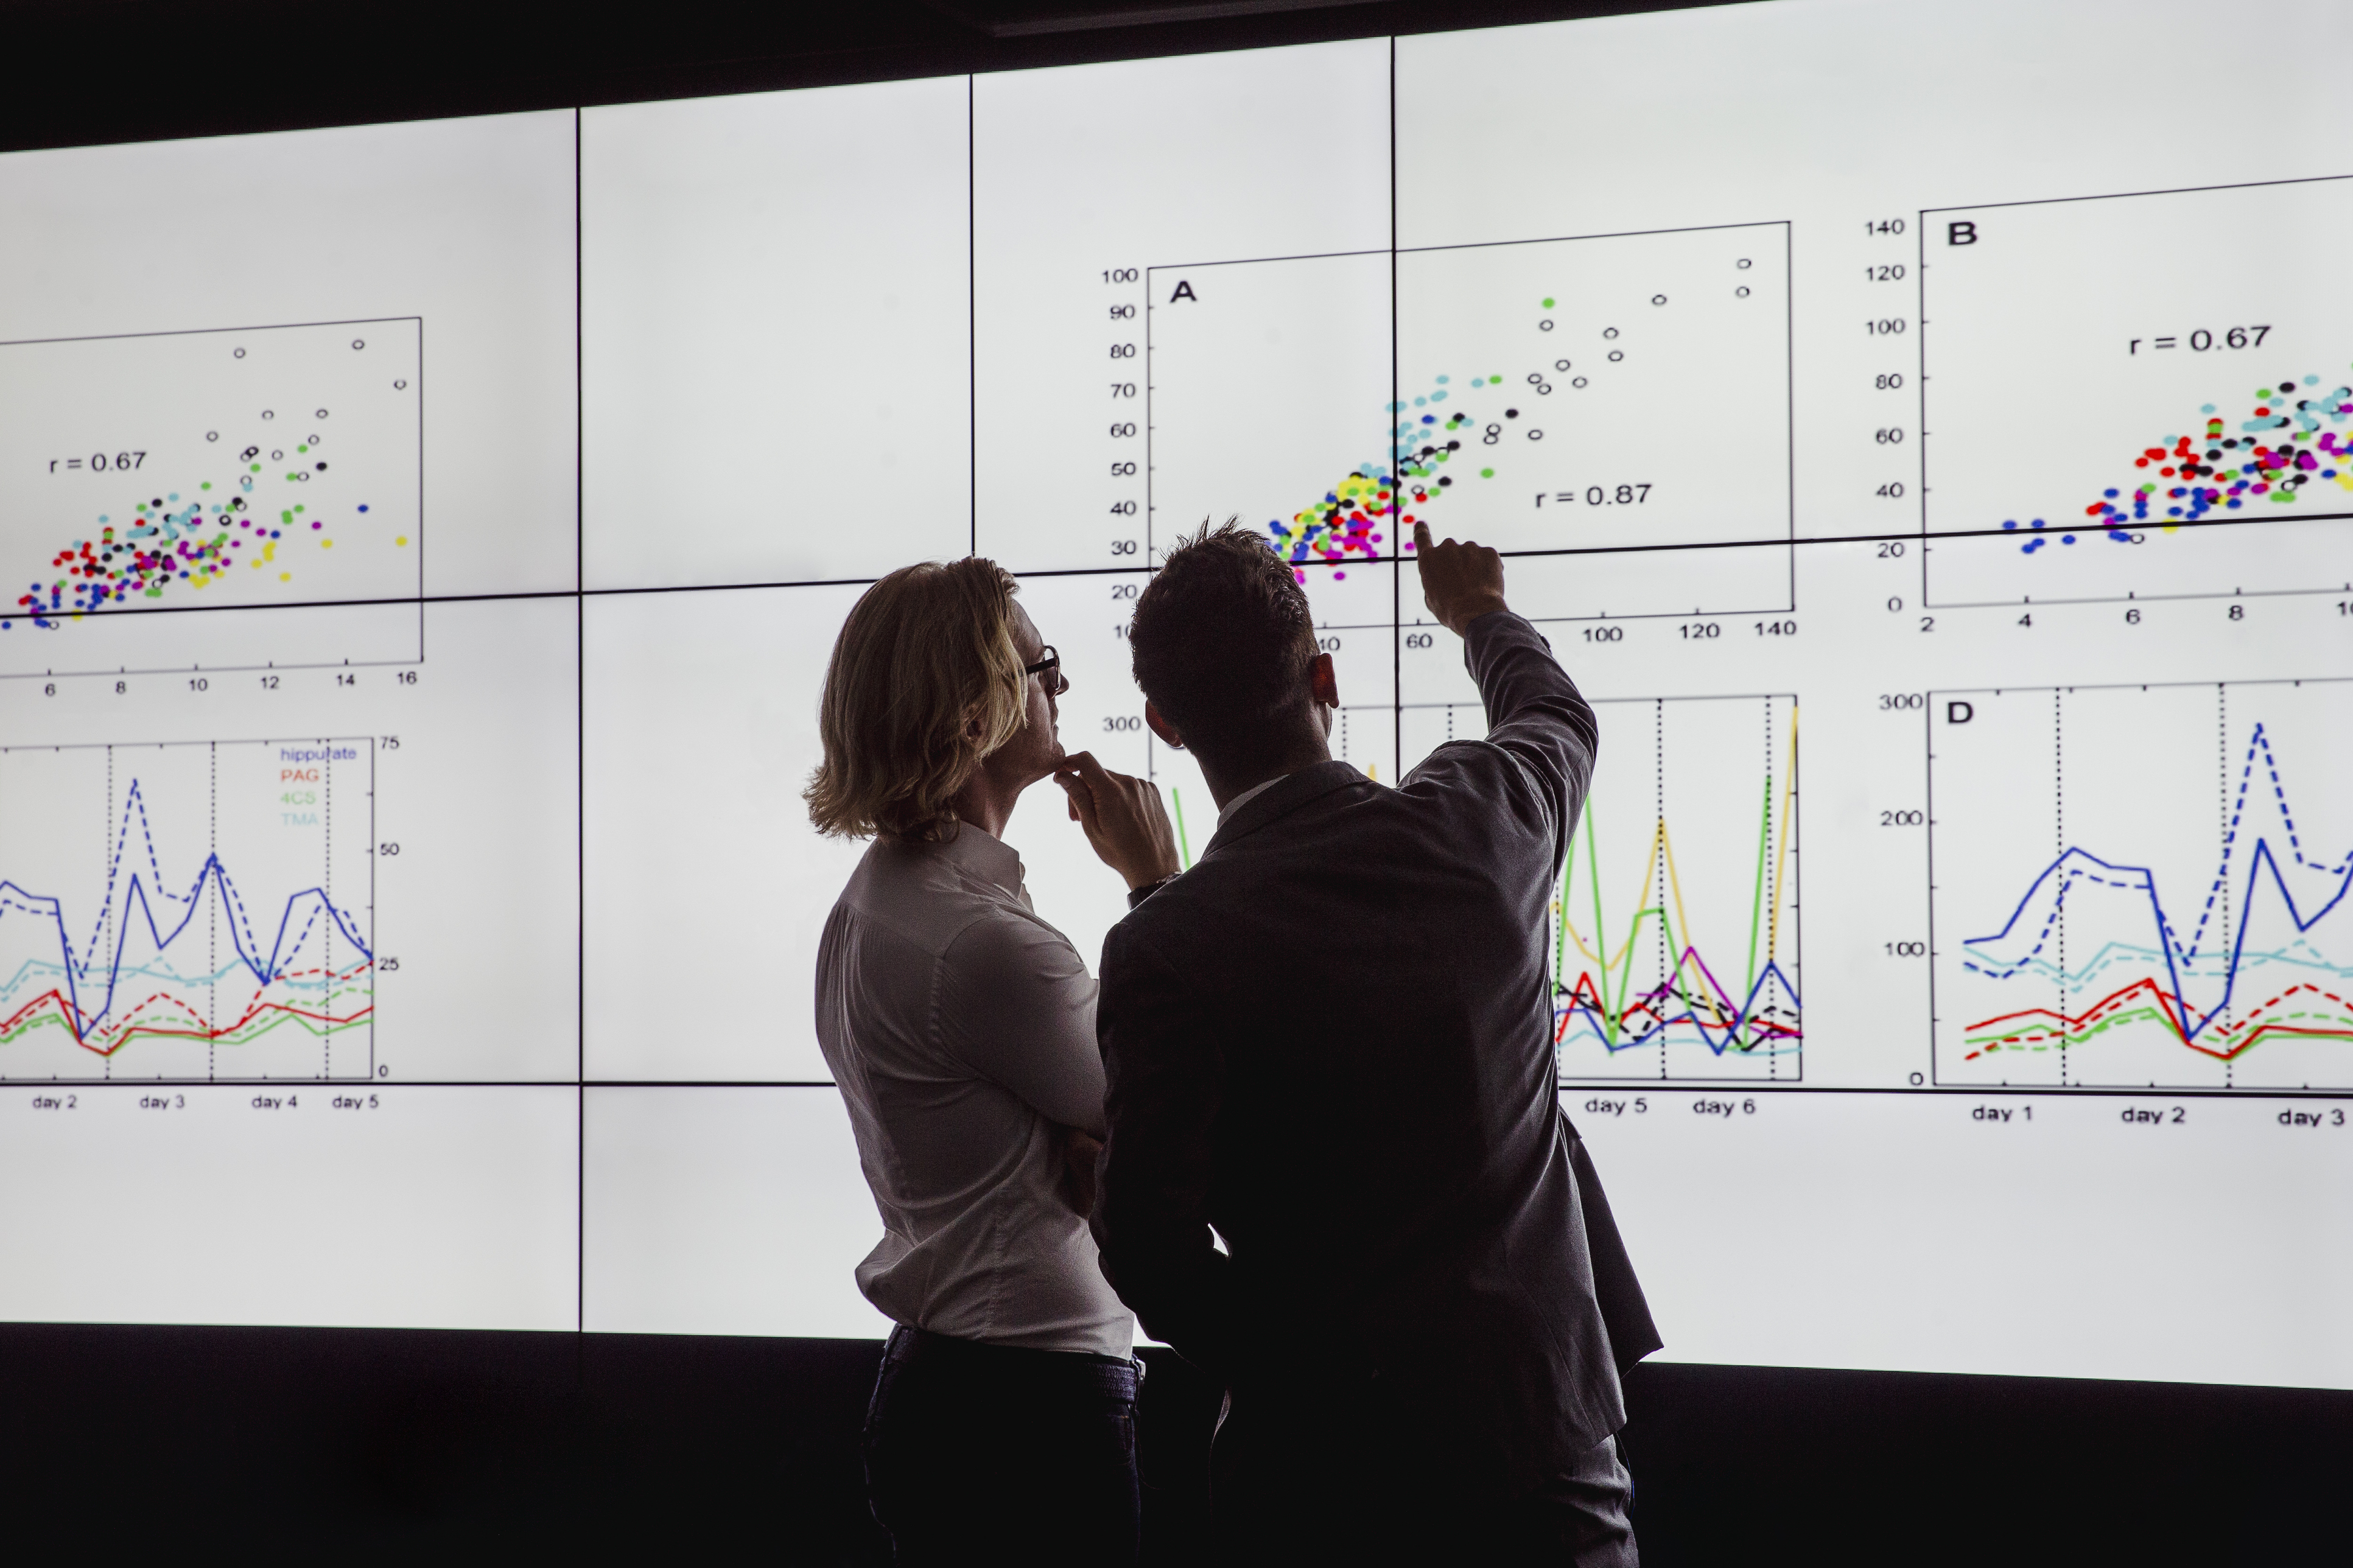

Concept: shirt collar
[[933, 821, 1026, 900], [1215, 775, 1284, 828]]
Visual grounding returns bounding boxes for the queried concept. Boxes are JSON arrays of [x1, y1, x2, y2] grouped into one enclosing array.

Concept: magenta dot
[[312, 521, 322, 529]]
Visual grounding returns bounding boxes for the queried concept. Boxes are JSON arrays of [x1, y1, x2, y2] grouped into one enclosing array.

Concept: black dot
[[2279, 383, 2295, 393], [1505, 408, 1520, 418], [1445, 441, 1461, 452], [1438, 476, 1453, 487], [316, 462, 328, 471]]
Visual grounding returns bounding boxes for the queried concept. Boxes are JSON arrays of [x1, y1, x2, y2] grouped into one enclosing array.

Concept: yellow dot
[[321, 539, 333, 548], [279, 572, 291, 581], [395, 535, 409, 547]]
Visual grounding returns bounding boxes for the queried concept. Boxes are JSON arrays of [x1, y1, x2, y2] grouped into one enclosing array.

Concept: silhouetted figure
[[1094, 521, 1659, 1564]]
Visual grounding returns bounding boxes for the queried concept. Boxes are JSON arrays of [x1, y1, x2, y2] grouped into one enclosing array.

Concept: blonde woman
[[807, 558, 1178, 1565]]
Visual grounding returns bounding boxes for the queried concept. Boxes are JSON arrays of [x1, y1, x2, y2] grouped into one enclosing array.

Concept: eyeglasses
[[1022, 645, 1067, 695]]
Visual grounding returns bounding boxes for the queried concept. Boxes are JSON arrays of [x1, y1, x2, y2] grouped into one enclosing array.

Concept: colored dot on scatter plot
[[395, 535, 409, 547], [1541, 298, 1555, 309], [357, 504, 369, 513], [1480, 468, 1495, 478]]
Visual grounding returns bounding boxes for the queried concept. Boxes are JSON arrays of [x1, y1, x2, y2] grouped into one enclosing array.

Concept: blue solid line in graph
[[0, 779, 370, 1037], [1960, 723, 2352, 1048]]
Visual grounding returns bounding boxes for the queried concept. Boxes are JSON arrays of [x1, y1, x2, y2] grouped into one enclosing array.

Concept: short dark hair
[[1129, 520, 1317, 773]]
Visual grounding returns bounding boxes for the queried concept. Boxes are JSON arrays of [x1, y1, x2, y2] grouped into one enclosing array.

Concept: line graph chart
[[0, 738, 374, 1081], [1547, 693, 1800, 1082], [1930, 681, 2353, 1089]]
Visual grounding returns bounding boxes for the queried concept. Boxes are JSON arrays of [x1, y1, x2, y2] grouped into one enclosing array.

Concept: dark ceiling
[[0, 0, 1743, 153]]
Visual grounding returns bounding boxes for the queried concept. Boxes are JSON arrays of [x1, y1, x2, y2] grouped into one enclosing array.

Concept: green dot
[[200, 482, 211, 491], [1541, 298, 1555, 309], [251, 463, 262, 473], [1480, 468, 1495, 478]]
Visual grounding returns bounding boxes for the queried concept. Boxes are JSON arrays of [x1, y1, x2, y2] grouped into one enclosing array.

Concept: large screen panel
[[4, 0, 2352, 1393]]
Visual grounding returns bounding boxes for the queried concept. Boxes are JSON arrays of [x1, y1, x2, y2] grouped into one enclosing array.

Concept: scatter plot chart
[[0, 738, 376, 1082], [1921, 178, 2353, 606], [1930, 681, 2353, 1090], [0, 321, 423, 676], [1147, 224, 1792, 620]]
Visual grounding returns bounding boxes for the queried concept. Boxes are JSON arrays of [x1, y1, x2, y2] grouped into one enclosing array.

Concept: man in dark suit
[[1081, 519, 1659, 1562]]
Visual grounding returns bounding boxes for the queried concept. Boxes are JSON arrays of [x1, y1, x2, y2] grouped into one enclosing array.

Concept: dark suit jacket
[[1092, 612, 1659, 1489]]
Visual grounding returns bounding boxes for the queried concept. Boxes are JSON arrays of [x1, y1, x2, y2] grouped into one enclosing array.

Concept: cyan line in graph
[[1962, 723, 2352, 1050], [0, 777, 371, 1040]]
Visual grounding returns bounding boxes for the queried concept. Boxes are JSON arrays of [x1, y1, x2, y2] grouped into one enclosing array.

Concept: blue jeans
[[862, 1325, 1141, 1566]]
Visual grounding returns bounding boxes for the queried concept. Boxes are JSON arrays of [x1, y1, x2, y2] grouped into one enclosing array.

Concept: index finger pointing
[[1413, 519, 1433, 553]]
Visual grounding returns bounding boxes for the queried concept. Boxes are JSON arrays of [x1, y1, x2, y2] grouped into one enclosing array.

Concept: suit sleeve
[[1406, 611, 1598, 872], [1090, 920, 1234, 1374]]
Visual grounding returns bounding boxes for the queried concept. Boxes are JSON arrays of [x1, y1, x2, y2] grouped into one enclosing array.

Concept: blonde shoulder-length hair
[[804, 557, 1028, 843]]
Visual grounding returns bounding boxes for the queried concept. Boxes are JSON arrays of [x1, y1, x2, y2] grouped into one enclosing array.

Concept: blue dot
[[1435, 375, 1450, 385], [2102, 488, 2119, 499], [2002, 520, 2018, 530], [1414, 396, 1426, 407], [2061, 534, 2077, 544], [357, 504, 369, 513]]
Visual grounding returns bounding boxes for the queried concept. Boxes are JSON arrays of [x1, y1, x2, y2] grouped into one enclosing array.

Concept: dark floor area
[[1, 1323, 2341, 1563]]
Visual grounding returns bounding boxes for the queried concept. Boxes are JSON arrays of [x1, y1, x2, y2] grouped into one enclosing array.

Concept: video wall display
[[4, 0, 2349, 1390]]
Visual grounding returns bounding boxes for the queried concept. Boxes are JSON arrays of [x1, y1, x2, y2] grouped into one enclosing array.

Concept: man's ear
[[1144, 701, 1185, 751], [1309, 651, 1340, 710]]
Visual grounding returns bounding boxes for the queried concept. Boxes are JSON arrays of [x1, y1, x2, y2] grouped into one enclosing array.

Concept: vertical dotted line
[[2054, 688, 2067, 1088], [103, 746, 113, 1082], [2220, 685, 2232, 1090], [1655, 699, 1669, 1082], [208, 743, 217, 1082], [324, 740, 334, 1081], [1763, 696, 1777, 1082]]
